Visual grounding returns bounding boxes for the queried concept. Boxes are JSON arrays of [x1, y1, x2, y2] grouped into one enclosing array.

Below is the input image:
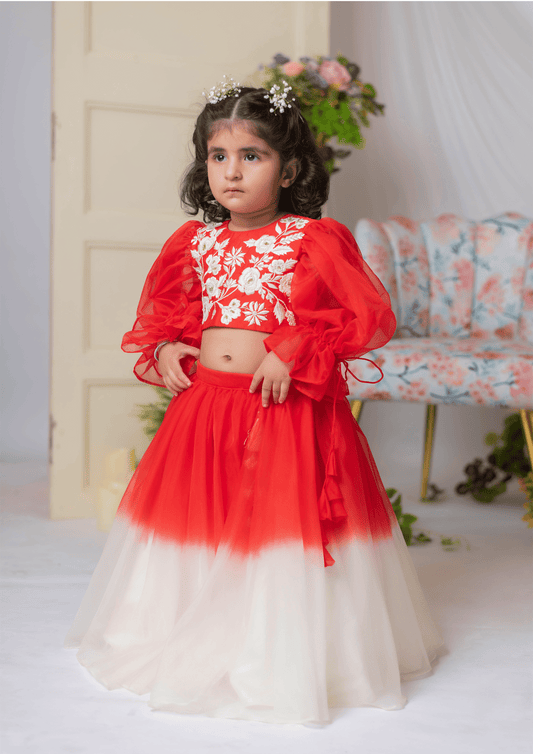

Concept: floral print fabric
[[190, 216, 309, 332], [352, 212, 533, 408]]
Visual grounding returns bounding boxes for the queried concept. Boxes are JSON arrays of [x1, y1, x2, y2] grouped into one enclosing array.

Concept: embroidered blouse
[[121, 214, 396, 401]]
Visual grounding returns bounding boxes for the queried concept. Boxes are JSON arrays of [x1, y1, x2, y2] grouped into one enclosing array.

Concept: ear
[[280, 158, 299, 188]]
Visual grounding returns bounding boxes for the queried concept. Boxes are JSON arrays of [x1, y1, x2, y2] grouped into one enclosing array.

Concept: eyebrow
[[207, 145, 270, 155]]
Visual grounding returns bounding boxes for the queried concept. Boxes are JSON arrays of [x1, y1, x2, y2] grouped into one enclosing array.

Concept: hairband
[[202, 76, 295, 115]]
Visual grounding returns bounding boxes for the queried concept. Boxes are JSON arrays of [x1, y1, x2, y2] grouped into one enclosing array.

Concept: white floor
[[1, 460, 531, 754]]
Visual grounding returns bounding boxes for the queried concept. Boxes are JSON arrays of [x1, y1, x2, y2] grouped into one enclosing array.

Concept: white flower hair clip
[[265, 80, 296, 114], [203, 75, 242, 104]]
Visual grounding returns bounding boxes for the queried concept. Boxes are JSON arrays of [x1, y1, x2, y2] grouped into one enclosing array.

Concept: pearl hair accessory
[[203, 75, 242, 104], [265, 81, 296, 113]]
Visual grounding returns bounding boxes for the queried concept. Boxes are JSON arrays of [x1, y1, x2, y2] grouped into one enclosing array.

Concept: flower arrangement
[[260, 53, 385, 174]]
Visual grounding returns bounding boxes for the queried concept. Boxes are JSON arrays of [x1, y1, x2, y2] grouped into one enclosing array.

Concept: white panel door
[[50, 1, 330, 518]]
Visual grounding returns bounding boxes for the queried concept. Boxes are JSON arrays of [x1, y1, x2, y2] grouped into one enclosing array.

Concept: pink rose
[[318, 60, 351, 90], [282, 61, 305, 77]]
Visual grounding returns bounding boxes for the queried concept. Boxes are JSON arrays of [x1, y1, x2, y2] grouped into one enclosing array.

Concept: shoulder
[[165, 219, 205, 246], [298, 217, 360, 258]]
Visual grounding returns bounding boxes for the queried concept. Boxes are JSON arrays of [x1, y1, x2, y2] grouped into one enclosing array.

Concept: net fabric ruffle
[[121, 220, 204, 386], [264, 218, 397, 401]]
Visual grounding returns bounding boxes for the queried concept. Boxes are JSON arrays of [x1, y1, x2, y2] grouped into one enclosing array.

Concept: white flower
[[274, 301, 286, 323], [205, 276, 221, 299], [198, 234, 216, 256], [279, 273, 293, 296], [237, 267, 262, 295], [243, 302, 268, 326], [256, 235, 276, 254], [202, 296, 212, 322], [220, 298, 241, 324], [224, 248, 245, 267], [293, 218, 308, 229], [268, 259, 286, 275], [206, 254, 221, 275]]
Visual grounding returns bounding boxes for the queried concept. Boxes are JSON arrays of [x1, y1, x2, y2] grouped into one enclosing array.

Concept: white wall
[[0, 1, 52, 461]]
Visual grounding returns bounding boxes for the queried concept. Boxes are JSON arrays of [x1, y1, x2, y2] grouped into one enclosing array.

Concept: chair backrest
[[355, 212, 533, 343]]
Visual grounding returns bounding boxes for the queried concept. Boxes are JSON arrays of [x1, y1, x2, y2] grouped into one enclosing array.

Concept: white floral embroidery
[[190, 216, 308, 328], [198, 235, 216, 256], [237, 267, 262, 295], [279, 273, 293, 296], [273, 301, 286, 324], [224, 248, 245, 267], [268, 259, 286, 274], [206, 254, 221, 275], [243, 302, 269, 326], [220, 298, 241, 324]]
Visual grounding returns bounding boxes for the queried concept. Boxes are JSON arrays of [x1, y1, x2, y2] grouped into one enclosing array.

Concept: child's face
[[206, 121, 295, 228]]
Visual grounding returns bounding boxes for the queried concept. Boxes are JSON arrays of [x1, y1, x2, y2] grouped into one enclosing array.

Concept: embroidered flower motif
[[205, 276, 222, 299], [243, 302, 268, 326], [285, 310, 296, 326], [268, 259, 286, 274], [279, 273, 293, 296], [198, 235, 216, 256], [224, 248, 245, 267], [256, 235, 277, 254], [202, 296, 212, 322], [237, 267, 262, 295], [220, 298, 241, 324], [205, 254, 221, 275]]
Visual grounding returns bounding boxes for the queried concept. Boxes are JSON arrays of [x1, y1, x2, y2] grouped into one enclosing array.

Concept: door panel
[[51, 1, 329, 518]]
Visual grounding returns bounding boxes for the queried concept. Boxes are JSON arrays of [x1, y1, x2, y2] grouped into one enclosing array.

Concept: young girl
[[65, 80, 443, 725]]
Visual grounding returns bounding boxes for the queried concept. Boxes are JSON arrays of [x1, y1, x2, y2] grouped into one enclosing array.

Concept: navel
[[223, 354, 232, 361]]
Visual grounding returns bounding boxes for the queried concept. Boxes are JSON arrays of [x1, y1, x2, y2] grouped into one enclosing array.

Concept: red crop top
[[122, 214, 396, 401]]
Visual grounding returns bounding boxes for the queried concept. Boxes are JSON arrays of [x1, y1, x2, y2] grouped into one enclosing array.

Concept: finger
[[181, 345, 201, 358], [271, 383, 281, 405], [170, 364, 192, 388], [278, 378, 291, 404], [261, 379, 273, 408], [249, 372, 262, 394]]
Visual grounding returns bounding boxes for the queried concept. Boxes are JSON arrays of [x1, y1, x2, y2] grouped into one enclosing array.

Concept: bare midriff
[[199, 326, 271, 374]]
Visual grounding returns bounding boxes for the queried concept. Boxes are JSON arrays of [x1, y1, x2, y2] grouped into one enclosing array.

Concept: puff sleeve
[[263, 217, 396, 400], [121, 221, 203, 387]]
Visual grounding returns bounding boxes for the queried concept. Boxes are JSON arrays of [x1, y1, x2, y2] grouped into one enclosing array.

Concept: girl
[[65, 80, 443, 725]]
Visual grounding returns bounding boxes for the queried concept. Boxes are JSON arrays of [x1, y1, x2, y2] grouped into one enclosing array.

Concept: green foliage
[[386, 488, 469, 551], [456, 413, 531, 511], [136, 387, 172, 440], [261, 53, 384, 174]]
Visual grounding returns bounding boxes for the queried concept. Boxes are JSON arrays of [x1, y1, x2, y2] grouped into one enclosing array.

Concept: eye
[[244, 153, 258, 162], [212, 153, 225, 162]]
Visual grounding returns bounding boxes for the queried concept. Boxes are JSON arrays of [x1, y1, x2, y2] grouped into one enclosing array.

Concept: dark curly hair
[[180, 87, 329, 223]]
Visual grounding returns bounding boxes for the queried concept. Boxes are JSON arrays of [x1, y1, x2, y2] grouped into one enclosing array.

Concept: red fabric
[[263, 218, 396, 401], [121, 221, 204, 386], [118, 364, 394, 567], [122, 217, 396, 392]]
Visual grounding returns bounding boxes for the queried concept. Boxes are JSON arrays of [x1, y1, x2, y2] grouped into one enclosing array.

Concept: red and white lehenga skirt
[[65, 363, 443, 725]]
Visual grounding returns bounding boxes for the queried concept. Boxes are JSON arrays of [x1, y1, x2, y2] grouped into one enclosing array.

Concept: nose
[[224, 156, 242, 181]]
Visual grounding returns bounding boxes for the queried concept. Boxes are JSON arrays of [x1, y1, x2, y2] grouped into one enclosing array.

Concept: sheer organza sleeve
[[121, 221, 203, 386], [264, 218, 396, 400]]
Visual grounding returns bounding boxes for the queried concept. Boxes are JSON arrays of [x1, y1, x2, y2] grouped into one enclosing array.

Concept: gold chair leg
[[351, 399, 364, 423], [520, 409, 533, 469], [421, 403, 437, 501]]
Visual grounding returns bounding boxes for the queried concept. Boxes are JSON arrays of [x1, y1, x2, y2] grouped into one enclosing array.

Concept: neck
[[228, 207, 285, 232]]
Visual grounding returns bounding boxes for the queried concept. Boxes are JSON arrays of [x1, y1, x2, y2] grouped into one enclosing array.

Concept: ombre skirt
[[65, 363, 443, 724]]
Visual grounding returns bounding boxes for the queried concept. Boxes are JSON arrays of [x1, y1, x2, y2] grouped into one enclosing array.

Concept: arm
[[263, 218, 396, 401], [121, 221, 203, 387]]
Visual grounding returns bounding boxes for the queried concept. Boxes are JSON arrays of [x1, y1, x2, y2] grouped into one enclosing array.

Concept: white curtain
[[330, 1, 533, 225], [329, 1, 533, 481]]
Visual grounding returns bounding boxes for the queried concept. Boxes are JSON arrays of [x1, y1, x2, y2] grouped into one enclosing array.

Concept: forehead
[[207, 120, 270, 149]]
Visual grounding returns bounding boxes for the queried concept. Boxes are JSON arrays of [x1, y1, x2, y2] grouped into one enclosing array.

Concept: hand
[[249, 351, 294, 408], [157, 342, 200, 396]]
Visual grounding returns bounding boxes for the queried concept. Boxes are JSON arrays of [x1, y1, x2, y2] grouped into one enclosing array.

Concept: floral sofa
[[348, 212, 533, 498]]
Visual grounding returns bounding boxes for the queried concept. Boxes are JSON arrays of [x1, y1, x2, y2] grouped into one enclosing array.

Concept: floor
[[1, 460, 531, 754]]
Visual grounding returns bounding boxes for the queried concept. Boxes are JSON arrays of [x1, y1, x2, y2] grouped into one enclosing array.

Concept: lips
[[225, 188, 243, 193]]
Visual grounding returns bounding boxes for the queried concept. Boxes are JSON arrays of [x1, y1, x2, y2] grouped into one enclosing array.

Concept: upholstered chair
[[348, 212, 533, 500]]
